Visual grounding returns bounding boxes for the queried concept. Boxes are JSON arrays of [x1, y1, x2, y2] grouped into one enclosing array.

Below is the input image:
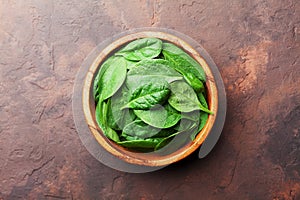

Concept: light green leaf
[[115, 38, 162, 61], [126, 59, 183, 91], [97, 56, 127, 101], [134, 104, 181, 129]]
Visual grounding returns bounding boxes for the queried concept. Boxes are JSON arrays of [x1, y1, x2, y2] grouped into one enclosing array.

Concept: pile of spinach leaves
[[93, 37, 212, 152]]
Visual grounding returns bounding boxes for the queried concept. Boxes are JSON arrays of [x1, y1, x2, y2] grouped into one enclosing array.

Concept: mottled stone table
[[0, 1, 299, 199]]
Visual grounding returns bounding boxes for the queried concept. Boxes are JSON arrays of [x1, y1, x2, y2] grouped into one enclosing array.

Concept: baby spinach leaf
[[174, 103, 206, 141], [197, 92, 209, 132], [95, 101, 105, 131], [105, 127, 121, 142], [180, 110, 201, 140], [107, 87, 136, 130], [121, 135, 142, 141], [174, 119, 197, 132], [154, 131, 181, 151], [184, 72, 205, 93], [93, 75, 100, 102], [122, 81, 170, 110], [154, 125, 196, 151], [189, 125, 201, 141], [134, 104, 181, 129], [107, 99, 136, 131], [162, 42, 207, 92], [151, 128, 178, 138], [168, 81, 213, 114], [122, 120, 161, 139], [115, 38, 162, 61], [163, 51, 204, 92], [97, 56, 127, 102], [93, 56, 116, 101], [162, 42, 206, 82], [157, 123, 199, 151], [126, 59, 183, 90], [154, 138, 171, 151], [181, 110, 201, 122], [95, 101, 120, 142], [126, 60, 138, 70]]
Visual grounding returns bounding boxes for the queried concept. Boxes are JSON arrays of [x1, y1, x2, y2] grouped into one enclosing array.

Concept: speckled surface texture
[[0, 1, 299, 199]]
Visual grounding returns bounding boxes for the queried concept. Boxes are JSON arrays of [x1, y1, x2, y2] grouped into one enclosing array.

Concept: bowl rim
[[82, 30, 218, 166]]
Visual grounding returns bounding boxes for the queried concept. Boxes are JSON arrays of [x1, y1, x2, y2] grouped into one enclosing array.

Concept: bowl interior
[[82, 31, 218, 166]]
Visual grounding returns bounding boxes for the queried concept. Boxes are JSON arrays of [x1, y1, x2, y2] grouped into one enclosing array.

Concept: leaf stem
[[198, 103, 214, 114]]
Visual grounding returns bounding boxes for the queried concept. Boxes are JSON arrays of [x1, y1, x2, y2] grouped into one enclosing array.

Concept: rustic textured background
[[0, 0, 299, 199]]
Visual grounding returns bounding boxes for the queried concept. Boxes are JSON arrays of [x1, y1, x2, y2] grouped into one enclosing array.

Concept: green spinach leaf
[[174, 119, 195, 131], [197, 92, 209, 132], [115, 38, 162, 61], [151, 128, 178, 138], [126, 59, 183, 90], [122, 81, 170, 110], [154, 125, 192, 150], [97, 56, 127, 102], [126, 60, 138, 70], [107, 87, 136, 130], [155, 123, 198, 151], [95, 101, 120, 142], [134, 104, 181, 129], [163, 51, 204, 92], [93, 56, 116, 101], [122, 120, 161, 139], [162, 42, 206, 82], [168, 81, 213, 114], [181, 110, 201, 122]]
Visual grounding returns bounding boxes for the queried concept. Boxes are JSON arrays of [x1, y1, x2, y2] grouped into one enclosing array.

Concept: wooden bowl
[[82, 30, 218, 167]]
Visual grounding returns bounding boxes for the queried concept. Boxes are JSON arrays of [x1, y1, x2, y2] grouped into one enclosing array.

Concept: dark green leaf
[[155, 123, 198, 151], [134, 104, 181, 128], [162, 42, 206, 82], [154, 126, 193, 150], [152, 128, 178, 138], [180, 110, 201, 140], [122, 120, 161, 139], [174, 119, 195, 131], [162, 43, 206, 92], [95, 101, 105, 130], [97, 56, 127, 101], [181, 110, 201, 122], [115, 38, 162, 61], [163, 51, 204, 92], [197, 92, 209, 132], [107, 87, 136, 130], [122, 81, 170, 110], [168, 81, 213, 114], [154, 131, 179, 150], [95, 101, 120, 142]]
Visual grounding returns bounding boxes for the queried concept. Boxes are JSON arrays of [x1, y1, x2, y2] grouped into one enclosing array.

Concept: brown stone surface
[[0, 0, 299, 199]]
